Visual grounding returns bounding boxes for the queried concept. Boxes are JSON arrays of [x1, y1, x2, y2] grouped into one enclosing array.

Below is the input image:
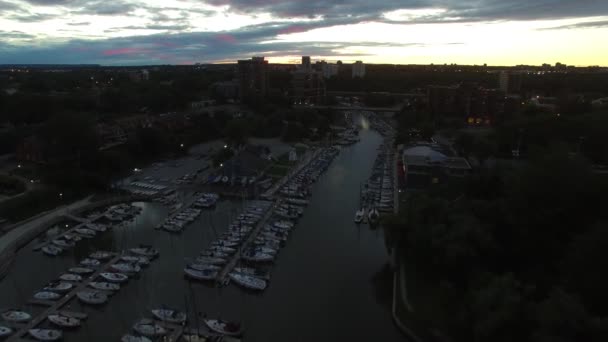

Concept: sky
[[0, 0, 607, 66]]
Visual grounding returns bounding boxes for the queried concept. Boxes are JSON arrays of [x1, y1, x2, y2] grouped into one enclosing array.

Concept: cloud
[[540, 19, 608, 30]]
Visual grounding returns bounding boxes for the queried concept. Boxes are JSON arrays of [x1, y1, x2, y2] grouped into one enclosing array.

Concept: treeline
[[386, 147, 608, 341]]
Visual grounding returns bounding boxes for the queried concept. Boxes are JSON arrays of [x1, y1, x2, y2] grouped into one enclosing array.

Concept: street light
[[224, 145, 228, 149], [17, 164, 21, 169], [180, 143, 185, 148], [220, 163, 224, 167]]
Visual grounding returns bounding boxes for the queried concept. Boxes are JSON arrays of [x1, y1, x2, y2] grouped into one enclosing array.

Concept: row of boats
[[123, 314, 243, 341], [0, 247, 159, 341], [155, 193, 220, 233]]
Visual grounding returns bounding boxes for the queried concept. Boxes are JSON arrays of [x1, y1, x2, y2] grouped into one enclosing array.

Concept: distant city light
[[180, 143, 185, 148], [17, 164, 21, 168], [220, 163, 224, 167], [133, 168, 141, 172], [224, 145, 228, 149]]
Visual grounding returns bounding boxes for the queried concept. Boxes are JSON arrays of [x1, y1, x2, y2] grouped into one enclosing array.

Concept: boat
[[99, 272, 129, 283], [52, 239, 75, 248], [184, 268, 217, 281], [75, 228, 96, 237], [241, 251, 274, 263], [187, 263, 221, 272], [1, 310, 31, 322], [77, 290, 108, 305], [42, 245, 62, 256], [69, 267, 94, 274], [133, 318, 167, 337], [120, 255, 150, 265], [28, 329, 62, 341], [90, 251, 113, 260], [0, 326, 12, 338], [233, 267, 271, 280], [229, 273, 267, 291], [221, 176, 229, 183], [33, 291, 61, 301], [121, 335, 152, 342], [151, 309, 187, 324], [48, 314, 81, 328], [43, 282, 73, 293], [86, 223, 107, 232], [130, 247, 159, 258], [89, 282, 120, 291], [195, 256, 227, 265], [354, 209, 364, 223], [111, 263, 141, 273], [204, 319, 242, 336], [59, 273, 82, 282], [80, 258, 101, 267], [368, 208, 380, 223]]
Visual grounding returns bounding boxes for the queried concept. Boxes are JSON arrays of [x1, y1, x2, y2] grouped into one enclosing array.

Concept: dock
[[6, 254, 121, 342], [33, 209, 113, 251], [216, 201, 278, 282]]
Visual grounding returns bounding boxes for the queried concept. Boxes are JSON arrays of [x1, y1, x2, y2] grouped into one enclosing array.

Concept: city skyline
[[0, 0, 607, 66]]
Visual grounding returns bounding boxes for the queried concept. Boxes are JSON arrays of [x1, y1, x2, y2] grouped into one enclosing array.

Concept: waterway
[[0, 120, 404, 341]]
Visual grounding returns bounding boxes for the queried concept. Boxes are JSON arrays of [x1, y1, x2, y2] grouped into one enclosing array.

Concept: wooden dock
[[216, 201, 278, 282], [6, 254, 121, 342]]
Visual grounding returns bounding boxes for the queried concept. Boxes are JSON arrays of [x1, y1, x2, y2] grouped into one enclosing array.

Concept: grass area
[[0, 187, 75, 223]]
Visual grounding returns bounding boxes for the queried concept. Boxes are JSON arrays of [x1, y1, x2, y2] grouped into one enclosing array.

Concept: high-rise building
[[301, 56, 311, 71], [237, 56, 268, 101], [292, 67, 326, 105], [498, 71, 522, 94], [352, 61, 366, 78]]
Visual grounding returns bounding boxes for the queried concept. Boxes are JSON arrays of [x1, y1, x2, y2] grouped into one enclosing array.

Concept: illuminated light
[[467, 117, 475, 124]]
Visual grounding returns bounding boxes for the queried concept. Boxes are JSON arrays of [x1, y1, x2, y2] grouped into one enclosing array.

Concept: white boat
[[233, 267, 271, 280], [90, 251, 113, 260], [33, 291, 61, 301], [229, 273, 267, 291], [151, 309, 187, 324], [195, 256, 227, 265], [0, 326, 12, 338], [59, 274, 82, 282], [89, 282, 120, 291], [133, 318, 167, 337], [129, 247, 159, 258], [42, 245, 62, 256], [241, 251, 274, 262], [86, 223, 107, 232], [204, 319, 242, 336], [80, 258, 101, 267], [75, 228, 96, 237], [368, 208, 380, 223], [48, 314, 81, 328], [43, 282, 73, 293], [209, 245, 236, 254], [69, 267, 93, 274], [77, 290, 108, 305], [1, 310, 31, 322], [120, 256, 150, 265], [221, 176, 229, 183], [354, 208, 364, 223], [52, 239, 74, 248], [28, 329, 62, 341], [111, 263, 141, 273], [99, 272, 129, 283], [122, 335, 152, 342], [184, 268, 217, 281], [187, 263, 221, 272]]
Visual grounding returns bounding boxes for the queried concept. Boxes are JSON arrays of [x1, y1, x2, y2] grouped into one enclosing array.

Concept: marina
[[0, 114, 403, 342]]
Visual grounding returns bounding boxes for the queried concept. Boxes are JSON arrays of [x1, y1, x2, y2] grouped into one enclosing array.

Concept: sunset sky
[[0, 0, 607, 66]]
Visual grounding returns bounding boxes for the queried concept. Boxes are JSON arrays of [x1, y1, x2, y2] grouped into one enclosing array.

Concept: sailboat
[[354, 209, 364, 223], [368, 207, 380, 224]]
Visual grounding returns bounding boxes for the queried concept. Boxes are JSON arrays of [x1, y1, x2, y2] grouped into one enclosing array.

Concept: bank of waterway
[[0, 124, 404, 341]]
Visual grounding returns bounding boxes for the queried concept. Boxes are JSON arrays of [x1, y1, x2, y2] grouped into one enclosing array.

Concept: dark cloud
[[0, 0, 20, 12], [77, 1, 138, 15], [0, 30, 36, 39], [6, 12, 58, 22], [540, 19, 608, 30]]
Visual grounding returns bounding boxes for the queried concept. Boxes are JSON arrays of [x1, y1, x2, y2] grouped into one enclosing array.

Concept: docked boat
[[133, 319, 167, 337], [368, 208, 380, 223], [195, 256, 227, 265], [69, 267, 94, 274], [151, 309, 187, 324], [90, 251, 113, 260], [42, 245, 62, 256], [229, 273, 267, 291], [52, 239, 75, 248], [99, 272, 129, 283], [233, 267, 271, 280], [0, 326, 12, 338], [89, 282, 120, 291], [184, 268, 217, 281], [75, 228, 96, 237], [43, 282, 73, 293], [59, 273, 82, 282], [187, 263, 221, 272], [111, 263, 141, 273], [121, 335, 152, 342], [34, 291, 61, 301], [130, 247, 159, 258], [77, 290, 108, 305], [209, 245, 236, 254], [354, 209, 364, 223], [204, 319, 242, 336], [48, 314, 81, 328], [241, 251, 274, 263], [80, 258, 101, 267], [28, 329, 62, 341], [120, 255, 150, 265], [1, 310, 31, 322]]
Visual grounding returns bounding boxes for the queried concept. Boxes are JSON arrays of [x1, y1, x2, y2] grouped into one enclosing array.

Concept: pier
[[6, 254, 122, 342], [216, 200, 278, 283]]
